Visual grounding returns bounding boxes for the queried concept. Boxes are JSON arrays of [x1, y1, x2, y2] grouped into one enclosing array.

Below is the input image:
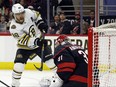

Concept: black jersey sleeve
[[36, 20, 48, 33], [32, 10, 48, 33]]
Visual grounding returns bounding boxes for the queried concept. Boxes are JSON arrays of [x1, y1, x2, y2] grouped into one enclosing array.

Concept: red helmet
[[55, 34, 69, 47]]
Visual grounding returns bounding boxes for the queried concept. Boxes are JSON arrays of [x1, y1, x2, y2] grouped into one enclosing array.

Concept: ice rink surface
[[1, 70, 116, 87], [0, 70, 54, 87]]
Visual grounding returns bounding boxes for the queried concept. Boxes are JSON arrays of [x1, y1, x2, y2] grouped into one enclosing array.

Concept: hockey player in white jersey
[[9, 3, 56, 87]]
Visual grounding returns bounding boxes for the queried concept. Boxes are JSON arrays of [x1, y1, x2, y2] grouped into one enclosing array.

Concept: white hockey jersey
[[9, 9, 42, 50]]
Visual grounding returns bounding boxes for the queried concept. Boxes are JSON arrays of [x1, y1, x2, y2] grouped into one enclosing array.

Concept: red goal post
[[88, 26, 116, 87]]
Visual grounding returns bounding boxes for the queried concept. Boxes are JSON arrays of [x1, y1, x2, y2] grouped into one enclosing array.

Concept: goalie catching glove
[[50, 73, 63, 87], [39, 73, 63, 87], [39, 78, 51, 87]]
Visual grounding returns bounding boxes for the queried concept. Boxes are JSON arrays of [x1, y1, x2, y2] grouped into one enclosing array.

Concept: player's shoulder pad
[[25, 8, 33, 14], [32, 10, 41, 17], [25, 9, 41, 19], [25, 8, 40, 16], [24, 8, 36, 20]]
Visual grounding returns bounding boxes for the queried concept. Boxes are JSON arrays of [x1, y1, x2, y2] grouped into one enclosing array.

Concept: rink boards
[[0, 34, 87, 70]]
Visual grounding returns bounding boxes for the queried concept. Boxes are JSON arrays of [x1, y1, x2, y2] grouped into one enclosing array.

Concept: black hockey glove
[[39, 23, 48, 33], [34, 38, 48, 47]]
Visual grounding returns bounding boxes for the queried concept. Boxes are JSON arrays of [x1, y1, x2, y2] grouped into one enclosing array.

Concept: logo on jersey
[[16, 54, 23, 58], [11, 25, 16, 29]]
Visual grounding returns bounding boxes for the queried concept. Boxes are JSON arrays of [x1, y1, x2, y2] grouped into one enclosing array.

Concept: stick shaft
[[0, 80, 10, 87]]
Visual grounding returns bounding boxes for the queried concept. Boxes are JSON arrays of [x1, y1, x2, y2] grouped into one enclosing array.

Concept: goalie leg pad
[[39, 78, 51, 87], [39, 73, 63, 87], [50, 73, 63, 87]]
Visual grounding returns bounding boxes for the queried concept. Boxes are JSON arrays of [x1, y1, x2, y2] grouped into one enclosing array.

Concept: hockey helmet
[[55, 34, 69, 47], [12, 3, 25, 14]]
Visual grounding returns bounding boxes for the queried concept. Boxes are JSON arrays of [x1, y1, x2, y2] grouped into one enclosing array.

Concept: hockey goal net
[[88, 25, 116, 87]]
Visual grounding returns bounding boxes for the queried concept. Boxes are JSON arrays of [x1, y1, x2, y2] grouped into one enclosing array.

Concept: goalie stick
[[0, 80, 10, 87], [34, 33, 45, 71]]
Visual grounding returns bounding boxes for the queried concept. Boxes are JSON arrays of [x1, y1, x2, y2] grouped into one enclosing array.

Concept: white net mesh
[[96, 23, 116, 29], [92, 28, 116, 87]]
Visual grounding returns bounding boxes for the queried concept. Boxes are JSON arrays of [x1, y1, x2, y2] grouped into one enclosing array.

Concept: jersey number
[[12, 33, 19, 38], [29, 25, 36, 37], [58, 55, 63, 62], [78, 50, 88, 64]]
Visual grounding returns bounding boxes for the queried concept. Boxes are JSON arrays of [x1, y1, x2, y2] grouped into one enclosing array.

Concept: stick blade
[[33, 64, 43, 71]]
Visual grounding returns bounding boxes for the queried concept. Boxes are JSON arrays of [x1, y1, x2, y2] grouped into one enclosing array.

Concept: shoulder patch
[[35, 11, 40, 17], [11, 25, 16, 29]]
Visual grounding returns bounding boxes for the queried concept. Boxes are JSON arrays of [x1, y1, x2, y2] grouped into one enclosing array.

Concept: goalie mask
[[55, 34, 70, 47]]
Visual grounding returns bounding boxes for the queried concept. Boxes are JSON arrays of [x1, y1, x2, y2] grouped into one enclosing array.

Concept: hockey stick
[[34, 33, 45, 71], [23, 29, 45, 71], [0, 80, 10, 87], [34, 44, 44, 71]]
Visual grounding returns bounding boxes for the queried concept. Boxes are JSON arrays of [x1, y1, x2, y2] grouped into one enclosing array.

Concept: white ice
[[1, 70, 116, 87], [0, 70, 54, 87]]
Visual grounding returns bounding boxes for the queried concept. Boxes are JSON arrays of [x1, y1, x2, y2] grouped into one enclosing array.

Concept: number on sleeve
[[12, 33, 19, 38], [78, 50, 88, 64], [29, 25, 36, 37], [58, 55, 63, 62]]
